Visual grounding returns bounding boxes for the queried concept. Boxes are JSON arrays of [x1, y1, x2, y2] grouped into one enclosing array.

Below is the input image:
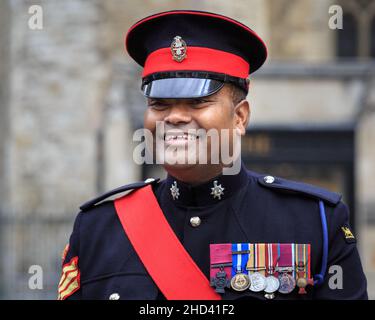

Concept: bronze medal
[[278, 272, 296, 294], [297, 277, 308, 289]]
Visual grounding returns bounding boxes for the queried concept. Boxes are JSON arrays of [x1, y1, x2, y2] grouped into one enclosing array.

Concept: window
[[371, 15, 375, 57], [337, 13, 358, 58], [337, 0, 375, 59]]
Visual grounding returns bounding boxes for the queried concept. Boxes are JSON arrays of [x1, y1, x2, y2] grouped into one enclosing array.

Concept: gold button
[[190, 216, 201, 227]]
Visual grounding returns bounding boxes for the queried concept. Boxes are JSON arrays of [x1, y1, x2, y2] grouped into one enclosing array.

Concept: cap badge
[[171, 36, 187, 62]]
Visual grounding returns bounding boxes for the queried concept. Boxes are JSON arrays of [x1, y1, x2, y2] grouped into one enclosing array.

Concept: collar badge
[[211, 180, 225, 200], [170, 181, 180, 200]]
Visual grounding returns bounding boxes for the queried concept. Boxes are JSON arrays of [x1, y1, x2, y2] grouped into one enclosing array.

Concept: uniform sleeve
[[57, 212, 83, 300], [313, 201, 368, 299]]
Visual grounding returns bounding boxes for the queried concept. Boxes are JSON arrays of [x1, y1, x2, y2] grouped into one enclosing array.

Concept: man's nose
[[164, 104, 192, 125]]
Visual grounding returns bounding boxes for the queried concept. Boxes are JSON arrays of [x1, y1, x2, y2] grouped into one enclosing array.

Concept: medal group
[[210, 243, 314, 299]]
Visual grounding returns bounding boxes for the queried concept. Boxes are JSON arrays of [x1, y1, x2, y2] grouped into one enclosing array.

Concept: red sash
[[114, 185, 221, 300]]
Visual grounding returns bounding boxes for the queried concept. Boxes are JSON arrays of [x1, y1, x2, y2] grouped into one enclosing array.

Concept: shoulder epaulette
[[79, 178, 160, 211], [257, 175, 342, 206]]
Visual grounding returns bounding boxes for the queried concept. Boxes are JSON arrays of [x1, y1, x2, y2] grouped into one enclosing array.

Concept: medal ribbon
[[209, 243, 232, 281], [292, 243, 295, 278], [275, 243, 281, 276], [307, 244, 311, 279], [295, 244, 307, 279], [246, 243, 255, 274], [231, 243, 249, 276], [278, 243, 295, 277], [294, 244, 312, 279], [266, 243, 280, 276], [295, 243, 314, 294], [257, 243, 266, 275]]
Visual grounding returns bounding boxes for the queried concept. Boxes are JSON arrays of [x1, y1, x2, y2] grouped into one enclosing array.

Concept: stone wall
[[267, 0, 336, 61], [0, 0, 11, 215], [4, 0, 110, 215], [0, 0, 113, 298]]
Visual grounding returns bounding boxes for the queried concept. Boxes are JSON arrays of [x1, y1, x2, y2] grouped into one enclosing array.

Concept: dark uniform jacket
[[59, 163, 368, 300]]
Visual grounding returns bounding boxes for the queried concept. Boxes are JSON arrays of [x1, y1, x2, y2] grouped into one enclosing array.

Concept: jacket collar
[[164, 163, 248, 207]]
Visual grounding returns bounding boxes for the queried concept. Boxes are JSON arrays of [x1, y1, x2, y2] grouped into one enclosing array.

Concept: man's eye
[[191, 99, 210, 105], [148, 102, 168, 109]]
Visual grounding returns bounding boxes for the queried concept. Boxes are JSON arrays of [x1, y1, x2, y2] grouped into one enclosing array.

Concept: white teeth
[[165, 134, 198, 141]]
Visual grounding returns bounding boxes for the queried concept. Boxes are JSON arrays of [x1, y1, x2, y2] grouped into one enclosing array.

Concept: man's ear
[[234, 100, 250, 135]]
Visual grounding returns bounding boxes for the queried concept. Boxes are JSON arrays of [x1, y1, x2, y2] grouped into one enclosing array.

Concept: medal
[[264, 243, 280, 299], [278, 272, 296, 294], [231, 272, 251, 291], [265, 275, 280, 293], [247, 244, 267, 292], [264, 275, 280, 299], [249, 272, 267, 292], [209, 244, 232, 294], [277, 244, 296, 294], [210, 265, 231, 294], [297, 276, 307, 289], [231, 243, 251, 291], [295, 244, 314, 294]]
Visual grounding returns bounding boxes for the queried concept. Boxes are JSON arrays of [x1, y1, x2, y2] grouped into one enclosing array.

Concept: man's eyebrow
[[189, 96, 218, 101]]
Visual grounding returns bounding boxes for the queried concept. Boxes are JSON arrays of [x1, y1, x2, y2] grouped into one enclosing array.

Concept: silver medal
[[249, 272, 267, 292], [264, 275, 280, 293]]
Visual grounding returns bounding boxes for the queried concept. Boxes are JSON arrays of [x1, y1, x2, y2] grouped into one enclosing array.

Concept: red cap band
[[143, 46, 250, 78]]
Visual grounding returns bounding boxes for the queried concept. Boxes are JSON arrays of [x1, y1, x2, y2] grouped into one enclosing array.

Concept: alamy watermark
[[28, 5, 43, 30], [28, 265, 43, 290], [329, 5, 343, 30], [25, 263, 343, 291], [328, 265, 343, 290], [132, 122, 242, 175]]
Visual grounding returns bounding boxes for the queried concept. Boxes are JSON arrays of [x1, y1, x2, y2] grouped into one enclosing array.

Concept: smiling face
[[143, 83, 250, 182]]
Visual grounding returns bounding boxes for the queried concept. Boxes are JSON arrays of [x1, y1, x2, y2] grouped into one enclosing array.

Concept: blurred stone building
[[0, 0, 374, 299]]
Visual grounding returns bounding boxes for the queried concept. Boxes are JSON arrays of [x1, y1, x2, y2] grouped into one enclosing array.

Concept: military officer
[[57, 10, 367, 300]]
